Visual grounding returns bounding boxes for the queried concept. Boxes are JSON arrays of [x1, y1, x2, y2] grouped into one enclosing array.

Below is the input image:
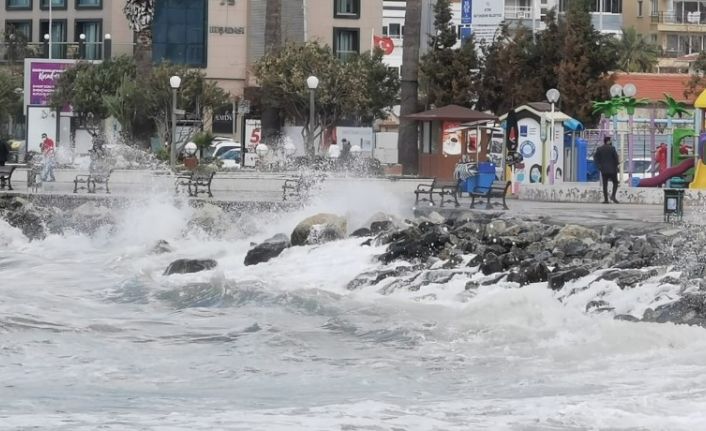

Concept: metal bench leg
[[486, 195, 493, 210], [105, 180, 110, 194], [502, 195, 509, 210], [452, 189, 460, 207], [207, 183, 213, 198], [470, 195, 476, 209]]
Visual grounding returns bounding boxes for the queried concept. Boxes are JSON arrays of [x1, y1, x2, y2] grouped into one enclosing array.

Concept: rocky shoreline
[[2, 194, 705, 328]]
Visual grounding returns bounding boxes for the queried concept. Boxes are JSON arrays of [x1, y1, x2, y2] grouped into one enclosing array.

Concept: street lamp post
[[306, 76, 319, 157], [169, 75, 182, 169], [609, 83, 624, 182], [546, 88, 560, 185], [78, 33, 86, 60], [103, 33, 112, 59], [623, 83, 637, 186]]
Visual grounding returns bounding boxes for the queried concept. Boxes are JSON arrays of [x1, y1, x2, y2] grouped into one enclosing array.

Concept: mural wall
[[513, 117, 564, 185]]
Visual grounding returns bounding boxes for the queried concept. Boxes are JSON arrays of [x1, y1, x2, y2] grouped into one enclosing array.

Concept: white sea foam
[[1, 194, 705, 430]]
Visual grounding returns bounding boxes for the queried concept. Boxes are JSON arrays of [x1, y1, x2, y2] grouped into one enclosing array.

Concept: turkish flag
[[373, 36, 394, 55]]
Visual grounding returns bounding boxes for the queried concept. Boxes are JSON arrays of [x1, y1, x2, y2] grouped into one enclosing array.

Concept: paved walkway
[[0, 167, 694, 228]]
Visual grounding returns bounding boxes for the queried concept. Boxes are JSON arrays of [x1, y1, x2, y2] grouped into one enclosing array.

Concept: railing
[[0, 40, 135, 63], [651, 11, 706, 25], [504, 5, 533, 20]]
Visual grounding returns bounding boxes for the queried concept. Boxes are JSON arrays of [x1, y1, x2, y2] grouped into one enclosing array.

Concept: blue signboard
[[461, 0, 472, 24], [460, 27, 472, 43]]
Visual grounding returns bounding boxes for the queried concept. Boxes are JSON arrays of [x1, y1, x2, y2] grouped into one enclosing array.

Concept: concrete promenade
[[0, 166, 699, 227]]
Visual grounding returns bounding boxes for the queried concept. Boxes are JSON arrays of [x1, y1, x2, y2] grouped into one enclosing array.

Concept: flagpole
[[49, 0, 53, 59]]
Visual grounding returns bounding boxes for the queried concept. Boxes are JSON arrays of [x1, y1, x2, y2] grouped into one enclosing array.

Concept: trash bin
[[663, 189, 685, 222], [462, 175, 478, 193], [477, 162, 496, 192]]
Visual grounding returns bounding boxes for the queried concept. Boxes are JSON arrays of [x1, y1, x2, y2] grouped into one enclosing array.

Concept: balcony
[[504, 5, 534, 20], [652, 11, 706, 31]]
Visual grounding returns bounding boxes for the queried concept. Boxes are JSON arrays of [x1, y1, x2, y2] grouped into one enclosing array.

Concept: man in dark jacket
[[594, 136, 620, 204], [0, 138, 9, 188]]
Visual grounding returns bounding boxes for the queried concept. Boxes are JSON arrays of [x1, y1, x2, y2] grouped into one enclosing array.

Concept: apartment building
[[2, 0, 132, 60]]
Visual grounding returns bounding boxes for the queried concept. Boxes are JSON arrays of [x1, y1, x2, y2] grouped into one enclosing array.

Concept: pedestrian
[[0, 138, 9, 189], [594, 136, 620, 204], [40, 133, 56, 182]]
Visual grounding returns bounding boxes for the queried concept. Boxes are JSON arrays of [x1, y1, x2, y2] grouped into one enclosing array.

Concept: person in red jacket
[[40, 133, 56, 182]]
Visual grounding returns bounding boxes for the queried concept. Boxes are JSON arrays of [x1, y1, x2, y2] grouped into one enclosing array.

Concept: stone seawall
[[517, 183, 706, 207]]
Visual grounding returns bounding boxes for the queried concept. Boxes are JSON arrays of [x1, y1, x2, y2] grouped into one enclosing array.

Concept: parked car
[[217, 148, 242, 168], [205, 140, 240, 160]]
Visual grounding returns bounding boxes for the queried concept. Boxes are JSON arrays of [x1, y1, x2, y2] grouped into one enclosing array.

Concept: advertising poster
[[461, 0, 472, 24], [244, 119, 261, 150], [28, 61, 72, 107], [471, 0, 504, 44], [442, 122, 462, 155]]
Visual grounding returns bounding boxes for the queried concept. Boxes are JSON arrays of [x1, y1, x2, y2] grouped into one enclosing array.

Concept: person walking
[[0, 138, 9, 189], [594, 136, 620, 204], [40, 133, 56, 182]]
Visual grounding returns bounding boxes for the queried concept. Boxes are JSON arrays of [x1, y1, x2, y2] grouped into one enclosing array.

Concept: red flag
[[373, 36, 394, 55]]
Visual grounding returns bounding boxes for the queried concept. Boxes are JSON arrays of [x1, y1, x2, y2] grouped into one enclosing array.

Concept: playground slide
[[690, 160, 706, 189], [638, 158, 694, 187]]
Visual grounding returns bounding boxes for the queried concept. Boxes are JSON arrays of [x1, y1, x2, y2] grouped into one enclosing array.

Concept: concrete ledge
[[517, 182, 706, 206]]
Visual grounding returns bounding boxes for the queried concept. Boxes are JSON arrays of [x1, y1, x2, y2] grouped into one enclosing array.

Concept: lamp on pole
[[623, 82, 637, 186], [78, 33, 86, 59], [546, 88, 560, 185], [103, 33, 112, 59], [306, 75, 319, 156], [169, 75, 182, 169]]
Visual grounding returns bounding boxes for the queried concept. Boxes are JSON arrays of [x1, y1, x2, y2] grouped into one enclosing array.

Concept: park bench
[[282, 173, 326, 201], [414, 178, 460, 207], [74, 165, 113, 194], [175, 170, 215, 198], [0, 165, 16, 190], [470, 180, 511, 210]]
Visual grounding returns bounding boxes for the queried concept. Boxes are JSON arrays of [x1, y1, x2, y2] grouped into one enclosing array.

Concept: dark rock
[[481, 273, 506, 286], [347, 266, 418, 290], [442, 253, 464, 269], [291, 213, 346, 246], [370, 220, 395, 234], [615, 314, 639, 322], [480, 252, 503, 275], [244, 233, 290, 266], [361, 238, 373, 246], [642, 293, 706, 326], [499, 253, 519, 270], [5, 210, 46, 240], [164, 258, 217, 275], [554, 238, 587, 257], [548, 266, 590, 290], [350, 227, 372, 237], [379, 225, 450, 264], [152, 240, 173, 254], [467, 253, 483, 267], [598, 269, 657, 289], [507, 261, 549, 286], [585, 300, 610, 312]]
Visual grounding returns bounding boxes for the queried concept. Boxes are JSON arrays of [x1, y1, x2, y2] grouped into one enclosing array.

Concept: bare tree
[[398, 0, 422, 175]]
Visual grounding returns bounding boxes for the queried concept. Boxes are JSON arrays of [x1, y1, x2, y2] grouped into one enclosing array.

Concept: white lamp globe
[[546, 88, 560, 103], [610, 84, 623, 98], [328, 144, 340, 159], [169, 75, 182, 89], [255, 143, 269, 158], [184, 141, 197, 156], [623, 83, 637, 98], [306, 75, 319, 90]]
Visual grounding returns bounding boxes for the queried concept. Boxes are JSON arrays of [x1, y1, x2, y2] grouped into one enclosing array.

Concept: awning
[[563, 118, 584, 132]]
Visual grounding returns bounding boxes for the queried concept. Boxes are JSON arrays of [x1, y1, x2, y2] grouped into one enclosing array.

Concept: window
[[40, 0, 66, 9], [152, 0, 207, 67], [6, 0, 32, 10], [388, 23, 401, 38], [76, 0, 101, 9], [40, 19, 67, 58], [333, 27, 359, 60], [333, 0, 360, 19], [76, 20, 102, 59], [5, 20, 32, 41], [638, 1, 642, 17], [382, 26, 387, 36], [650, 0, 658, 15]]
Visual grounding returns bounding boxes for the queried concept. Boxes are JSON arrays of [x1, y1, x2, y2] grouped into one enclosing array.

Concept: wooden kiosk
[[404, 105, 497, 180]]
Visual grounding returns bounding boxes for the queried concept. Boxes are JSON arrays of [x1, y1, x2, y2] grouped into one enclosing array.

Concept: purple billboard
[[29, 61, 71, 106]]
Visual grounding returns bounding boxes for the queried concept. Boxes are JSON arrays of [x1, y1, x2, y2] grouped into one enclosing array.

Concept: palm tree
[[661, 93, 692, 169], [123, 0, 155, 76], [611, 27, 659, 73], [592, 99, 620, 143], [398, 0, 422, 175], [261, 0, 282, 146]]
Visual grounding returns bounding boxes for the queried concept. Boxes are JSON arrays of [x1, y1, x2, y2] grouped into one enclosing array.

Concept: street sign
[[238, 99, 250, 114]]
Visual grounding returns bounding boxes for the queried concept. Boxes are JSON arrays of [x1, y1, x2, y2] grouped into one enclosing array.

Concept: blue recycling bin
[[462, 175, 478, 193], [477, 162, 496, 192]]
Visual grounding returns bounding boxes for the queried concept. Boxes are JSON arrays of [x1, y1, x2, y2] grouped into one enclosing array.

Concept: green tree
[[477, 24, 540, 114], [253, 41, 399, 157], [261, 0, 283, 144], [609, 27, 659, 73], [419, 0, 480, 107], [686, 52, 706, 98], [557, 0, 616, 125], [51, 56, 229, 148], [398, 0, 422, 174], [0, 69, 23, 135]]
